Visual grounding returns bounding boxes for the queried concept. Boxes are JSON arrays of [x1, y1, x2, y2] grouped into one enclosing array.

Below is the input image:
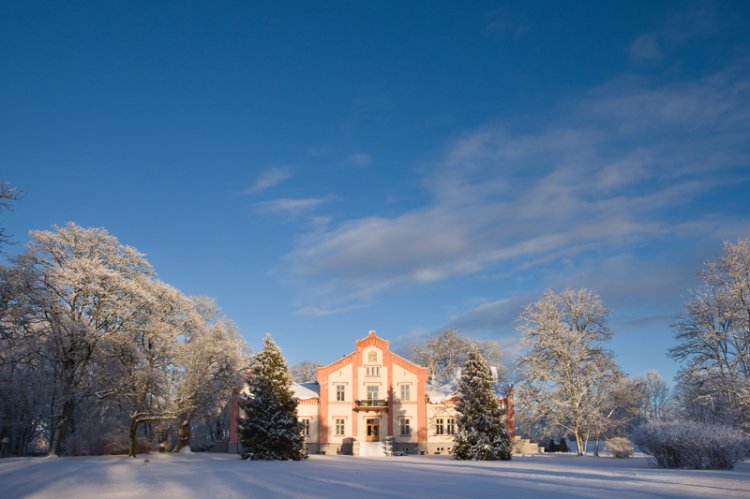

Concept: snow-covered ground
[[1, 452, 748, 498]]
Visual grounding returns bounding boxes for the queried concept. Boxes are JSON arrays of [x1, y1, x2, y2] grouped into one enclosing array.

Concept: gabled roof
[[355, 330, 390, 351], [317, 330, 428, 379]]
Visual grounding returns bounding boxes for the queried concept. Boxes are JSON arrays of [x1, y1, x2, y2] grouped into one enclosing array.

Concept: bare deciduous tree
[[288, 360, 324, 383], [0, 180, 21, 248], [174, 298, 248, 452], [516, 289, 618, 455], [670, 239, 750, 430], [24, 223, 157, 455], [1, 221, 252, 457], [636, 370, 673, 423], [413, 329, 506, 384], [586, 375, 644, 455]]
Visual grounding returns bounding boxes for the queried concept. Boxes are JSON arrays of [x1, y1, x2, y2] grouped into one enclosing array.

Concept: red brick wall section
[[229, 389, 240, 448], [506, 384, 515, 438]]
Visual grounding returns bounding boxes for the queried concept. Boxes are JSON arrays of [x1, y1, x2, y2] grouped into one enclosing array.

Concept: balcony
[[354, 399, 388, 411]]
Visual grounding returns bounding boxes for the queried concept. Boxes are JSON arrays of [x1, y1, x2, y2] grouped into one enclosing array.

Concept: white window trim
[[399, 383, 411, 401]]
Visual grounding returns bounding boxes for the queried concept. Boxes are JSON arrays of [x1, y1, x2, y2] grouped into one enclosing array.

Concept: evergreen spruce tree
[[238, 335, 306, 460], [453, 346, 512, 460]]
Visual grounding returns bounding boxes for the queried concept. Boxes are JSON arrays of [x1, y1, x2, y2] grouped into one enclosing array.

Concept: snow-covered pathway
[[1, 452, 748, 498]]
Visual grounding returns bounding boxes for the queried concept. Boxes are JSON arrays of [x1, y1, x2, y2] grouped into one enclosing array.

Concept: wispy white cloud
[[484, 7, 531, 39], [629, 34, 664, 62], [282, 56, 750, 316], [345, 153, 371, 167], [628, 4, 720, 63], [245, 167, 292, 194], [253, 197, 332, 216], [294, 303, 364, 317]]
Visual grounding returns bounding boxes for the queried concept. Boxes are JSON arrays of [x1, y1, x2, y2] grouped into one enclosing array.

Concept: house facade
[[229, 330, 514, 455]]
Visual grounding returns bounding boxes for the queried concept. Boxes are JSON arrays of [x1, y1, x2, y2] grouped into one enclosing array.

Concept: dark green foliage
[[238, 335, 306, 460], [453, 347, 512, 461]]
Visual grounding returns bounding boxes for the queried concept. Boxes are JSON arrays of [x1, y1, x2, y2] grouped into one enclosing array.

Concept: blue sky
[[2, 1, 750, 383]]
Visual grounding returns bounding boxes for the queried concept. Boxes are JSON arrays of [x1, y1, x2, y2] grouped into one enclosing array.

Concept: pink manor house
[[228, 331, 515, 456]]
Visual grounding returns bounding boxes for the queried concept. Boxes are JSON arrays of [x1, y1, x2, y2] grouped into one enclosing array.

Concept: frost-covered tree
[[0, 263, 56, 456], [517, 289, 618, 455], [636, 370, 673, 423], [586, 375, 644, 455], [174, 297, 248, 452], [110, 279, 192, 458], [413, 329, 507, 384], [453, 346, 512, 461], [0, 222, 251, 456], [24, 223, 157, 455], [0, 180, 20, 248], [239, 335, 305, 460], [289, 360, 323, 383], [670, 239, 750, 430]]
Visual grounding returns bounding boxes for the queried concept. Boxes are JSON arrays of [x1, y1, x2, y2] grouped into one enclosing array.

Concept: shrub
[[558, 438, 569, 452], [606, 437, 634, 458], [546, 439, 558, 452], [632, 421, 747, 470]]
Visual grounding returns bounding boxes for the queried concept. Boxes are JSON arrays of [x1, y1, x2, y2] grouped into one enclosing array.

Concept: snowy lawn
[[1, 452, 749, 498]]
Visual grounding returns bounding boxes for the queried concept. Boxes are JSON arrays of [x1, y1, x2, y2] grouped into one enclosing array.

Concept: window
[[435, 418, 444, 435], [446, 418, 455, 435], [335, 418, 345, 436], [400, 418, 411, 436], [366, 366, 380, 377], [335, 384, 345, 401], [300, 419, 310, 436], [366, 385, 379, 401], [368, 351, 377, 363], [400, 384, 410, 401]]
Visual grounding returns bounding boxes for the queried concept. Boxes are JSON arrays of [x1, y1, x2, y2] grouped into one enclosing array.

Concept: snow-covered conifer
[[453, 346, 512, 461], [239, 335, 305, 460]]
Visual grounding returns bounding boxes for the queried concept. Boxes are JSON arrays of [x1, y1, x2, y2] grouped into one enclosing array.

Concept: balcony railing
[[355, 399, 388, 408]]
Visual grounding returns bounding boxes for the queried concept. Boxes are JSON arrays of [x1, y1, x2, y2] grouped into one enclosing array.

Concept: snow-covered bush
[[632, 421, 747, 470], [606, 437, 634, 458]]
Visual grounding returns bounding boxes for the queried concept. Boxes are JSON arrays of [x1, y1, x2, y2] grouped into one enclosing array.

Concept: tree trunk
[[594, 435, 600, 457], [176, 416, 191, 452], [129, 417, 139, 458], [574, 428, 584, 456], [159, 426, 170, 452], [51, 398, 75, 456]]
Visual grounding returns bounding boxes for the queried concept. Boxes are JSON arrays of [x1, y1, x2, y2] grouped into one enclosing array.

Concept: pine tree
[[238, 335, 306, 460], [453, 346, 512, 460]]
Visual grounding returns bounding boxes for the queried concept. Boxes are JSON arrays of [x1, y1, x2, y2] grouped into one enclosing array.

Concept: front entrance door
[[366, 418, 379, 442]]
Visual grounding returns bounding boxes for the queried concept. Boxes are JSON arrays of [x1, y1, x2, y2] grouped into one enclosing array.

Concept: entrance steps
[[358, 441, 386, 457], [513, 436, 544, 454]]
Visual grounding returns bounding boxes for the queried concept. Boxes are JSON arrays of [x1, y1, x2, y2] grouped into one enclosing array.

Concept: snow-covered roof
[[425, 380, 458, 402], [425, 369, 508, 403], [292, 382, 320, 400]]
